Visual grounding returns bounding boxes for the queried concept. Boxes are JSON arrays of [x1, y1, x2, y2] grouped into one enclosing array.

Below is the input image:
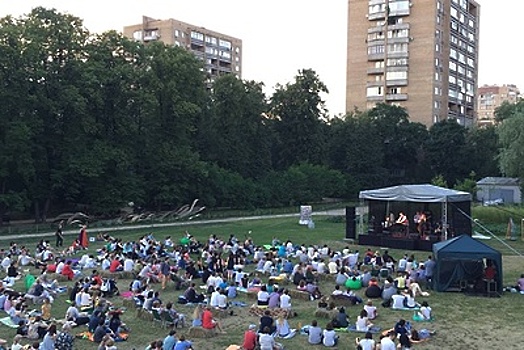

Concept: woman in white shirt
[[259, 327, 278, 350], [276, 315, 296, 339], [356, 309, 373, 332], [356, 331, 377, 350], [364, 300, 377, 320], [257, 286, 270, 306], [417, 301, 432, 320], [404, 290, 418, 308], [279, 290, 292, 310], [322, 322, 338, 347]]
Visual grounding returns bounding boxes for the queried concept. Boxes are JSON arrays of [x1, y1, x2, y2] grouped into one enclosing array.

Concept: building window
[[205, 36, 217, 45], [368, 45, 385, 55], [191, 31, 204, 41], [219, 39, 231, 49], [367, 86, 383, 97], [174, 29, 179, 37], [387, 58, 407, 66], [386, 71, 407, 80], [133, 30, 142, 40]]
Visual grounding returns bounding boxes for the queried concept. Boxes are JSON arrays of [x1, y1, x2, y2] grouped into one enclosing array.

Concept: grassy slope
[[2, 216, 524, 350]]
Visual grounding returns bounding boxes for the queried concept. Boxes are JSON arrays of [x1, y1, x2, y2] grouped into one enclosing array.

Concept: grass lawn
[[2, 215, 524, 349]]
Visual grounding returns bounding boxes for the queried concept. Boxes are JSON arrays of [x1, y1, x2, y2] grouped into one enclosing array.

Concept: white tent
[[359, 184, 472, 239], [359, 184, 472, 203]]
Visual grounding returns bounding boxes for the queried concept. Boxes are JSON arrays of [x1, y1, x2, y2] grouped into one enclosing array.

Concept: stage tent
[[359, 184, 472, 238], [432, 235, 503, 293]]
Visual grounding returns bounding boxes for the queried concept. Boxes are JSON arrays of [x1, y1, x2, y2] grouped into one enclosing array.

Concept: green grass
[[2, 216, 524, 349]]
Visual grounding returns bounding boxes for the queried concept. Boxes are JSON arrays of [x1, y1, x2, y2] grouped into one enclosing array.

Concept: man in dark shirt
[[259, 310, 275, 334]]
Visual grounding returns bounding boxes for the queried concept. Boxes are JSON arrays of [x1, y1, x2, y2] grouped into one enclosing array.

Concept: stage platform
[[358, 234, 436, 251]]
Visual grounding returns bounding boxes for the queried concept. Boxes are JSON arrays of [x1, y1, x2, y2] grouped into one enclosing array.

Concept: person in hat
[[242, 324, 258, 350]]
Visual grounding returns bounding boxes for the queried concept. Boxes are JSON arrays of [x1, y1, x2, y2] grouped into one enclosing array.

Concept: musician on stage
[[395, 212, 409, 236], [396, 212, 408, 226]]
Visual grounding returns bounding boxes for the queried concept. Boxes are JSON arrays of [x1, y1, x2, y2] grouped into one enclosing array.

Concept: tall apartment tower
[[124, 16, 242, 82], [346, 0, 480, 127], [477, 84, 521, 127]]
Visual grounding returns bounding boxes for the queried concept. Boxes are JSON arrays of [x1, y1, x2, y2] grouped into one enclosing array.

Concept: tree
[[0, 8, 91, 221], [497, 110, 524, 178], [202, 75, 271, 179], [425, 120, 471, 186], [269, 69, 329, 169], [465, 126, 500, 179]]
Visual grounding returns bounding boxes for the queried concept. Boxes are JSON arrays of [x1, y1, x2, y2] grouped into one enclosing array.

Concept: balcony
[[386, 93, 408, 101], [367, 67, 385, 74], [386, 79, 408, 87], [367, 95, 385, 102], [143, 33, 160, 42]]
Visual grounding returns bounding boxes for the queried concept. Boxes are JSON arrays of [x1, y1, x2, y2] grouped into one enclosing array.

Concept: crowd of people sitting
[[0, 223, 450, 350]]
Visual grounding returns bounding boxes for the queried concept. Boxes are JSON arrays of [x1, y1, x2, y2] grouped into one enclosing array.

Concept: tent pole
[[443, 201, 448, 241]]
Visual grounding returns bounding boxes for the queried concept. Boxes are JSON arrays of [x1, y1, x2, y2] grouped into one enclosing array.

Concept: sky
[[1, 0, 522, 117]]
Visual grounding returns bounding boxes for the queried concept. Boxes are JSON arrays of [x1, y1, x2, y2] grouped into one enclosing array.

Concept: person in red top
[[484, 262, 496, 280], [202, 306, 226, 333], [61, 261, 75, 280], [78, 225, 89, 249], [109, 258, 122, 273], [243, 324, 258, 350], [91, 271, 103, 286]]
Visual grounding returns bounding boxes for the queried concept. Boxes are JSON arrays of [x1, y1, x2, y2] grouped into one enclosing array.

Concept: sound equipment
[[345, 206, 356, 239]]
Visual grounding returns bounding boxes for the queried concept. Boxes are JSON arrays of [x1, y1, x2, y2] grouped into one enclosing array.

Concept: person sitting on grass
[[275, 314, 296, 339], [391, 291, 406, 309], [173, 334, 193, 350], [361, 301, 376, 321], [356, 309, 373, 332], [322, 322, 339, 347], [331, 307, 349, 329], [242, 324, 258, 350], [355, 331, 376, 350], [257, 285, 270, 306], [415, 301, 432, 321], [202, 305, 226, 334], [259, 326, 281, 350], [307, 319, 323, 345], [404, 290, 419, 309]]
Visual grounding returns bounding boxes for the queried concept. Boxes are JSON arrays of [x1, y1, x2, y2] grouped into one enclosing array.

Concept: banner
[[299, 205, 312, 225]]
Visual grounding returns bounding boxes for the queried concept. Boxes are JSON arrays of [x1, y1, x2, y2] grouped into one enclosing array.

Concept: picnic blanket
[[412, 314, 435, 322], [76, 331, 129, 342], [121, 291, 134, 299], [0, 316, 18, 328], [347, 325, 382, 334]]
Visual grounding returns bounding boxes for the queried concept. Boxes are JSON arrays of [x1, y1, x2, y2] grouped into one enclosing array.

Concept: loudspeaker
[[346, 206, 356, 239]]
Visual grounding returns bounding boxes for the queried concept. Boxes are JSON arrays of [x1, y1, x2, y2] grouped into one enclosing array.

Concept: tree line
[[1, 8, 519, 224]]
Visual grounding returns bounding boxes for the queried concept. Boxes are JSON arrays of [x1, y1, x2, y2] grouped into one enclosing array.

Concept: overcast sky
[[1, 0, 521, 116]]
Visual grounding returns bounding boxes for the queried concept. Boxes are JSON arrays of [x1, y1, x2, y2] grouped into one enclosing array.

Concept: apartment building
[[477, 84, 521, 127], [124, 16, 242, 82], [346, 0, 480, 127]]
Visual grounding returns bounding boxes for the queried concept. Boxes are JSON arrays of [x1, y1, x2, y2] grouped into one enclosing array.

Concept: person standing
[[55, 221, 64, 248], [78, 225, 89, 249]]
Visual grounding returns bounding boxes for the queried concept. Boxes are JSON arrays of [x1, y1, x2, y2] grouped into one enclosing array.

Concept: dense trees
[[0, 8, 512, 222]]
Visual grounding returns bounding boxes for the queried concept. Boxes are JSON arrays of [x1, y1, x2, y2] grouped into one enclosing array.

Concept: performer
[[78, 225, 89, 249], [396, 212, 408, 226]]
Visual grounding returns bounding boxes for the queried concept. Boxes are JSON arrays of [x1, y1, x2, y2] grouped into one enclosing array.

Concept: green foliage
[[453, 172, 478, 195], [431, 174, 448, 188], [0, 8, 508, 221], [269, 69, 329, 169], [497, 109, 524, 178]]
